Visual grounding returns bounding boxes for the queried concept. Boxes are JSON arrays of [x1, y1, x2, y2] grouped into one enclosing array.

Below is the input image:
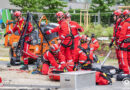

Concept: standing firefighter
[[109, 9, 123, 72], [4, 11, 38, 70], [118, 10, 130, 74], [64, 12, 84, 62], [45, 11, 74, 71]]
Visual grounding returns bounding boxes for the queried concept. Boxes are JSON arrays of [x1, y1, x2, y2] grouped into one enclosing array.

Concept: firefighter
[[45, 11, 74, 70], [118, 10, 130, 74], [79, 34, 99, 63], [64, 12, 84, 62], [41, 44, 66, 75], [109, 9, 123, 71], [4, 11, 38, 70]]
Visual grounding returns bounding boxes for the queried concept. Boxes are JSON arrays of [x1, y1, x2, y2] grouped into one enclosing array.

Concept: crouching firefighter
[[118, 10, 130, 74], [4, 11, 38, 70], [79, 34, 100, 64], [41, 44, 66, 75]]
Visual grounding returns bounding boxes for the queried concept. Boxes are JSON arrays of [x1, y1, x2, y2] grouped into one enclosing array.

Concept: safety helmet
[[65, 12, 71, 18], [123, 10, 129, 16], [80, 35, 87, 43], [55, 11, 64, 20], [113, 9, 122, 16], [50, 44, 59, 54], [14, 11, 21, 17]]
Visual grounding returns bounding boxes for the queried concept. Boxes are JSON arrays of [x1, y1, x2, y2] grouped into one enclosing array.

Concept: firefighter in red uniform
[[64, 12, 84, 62], [118, 10, 130, 74], [45, 11, 74, 71], [79, 34, 99, 63], [4, 11, 38, 70], [109, 10, 123, 71], [42, 44, 66, 75]]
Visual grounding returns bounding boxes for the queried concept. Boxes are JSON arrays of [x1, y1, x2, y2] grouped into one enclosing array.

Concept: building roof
[[0, 0, 21, 9]]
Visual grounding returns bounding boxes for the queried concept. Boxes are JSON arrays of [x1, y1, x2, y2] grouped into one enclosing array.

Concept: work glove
[[4, 33, 8, 37], [91, 34, 95, 38], [109, 42, 113, 48]]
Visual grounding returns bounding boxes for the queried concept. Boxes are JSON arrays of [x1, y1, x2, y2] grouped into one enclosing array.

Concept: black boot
[[20, 65, 28, 70]]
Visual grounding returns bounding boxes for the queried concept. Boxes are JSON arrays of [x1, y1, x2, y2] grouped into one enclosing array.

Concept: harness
[[18, 21, 25, 31], [61, 22, 74, 49], [114, 19, 123, 45], [49, 50, 59, 63], [119, 21, 130, 52], [78, 45, 93, 68]]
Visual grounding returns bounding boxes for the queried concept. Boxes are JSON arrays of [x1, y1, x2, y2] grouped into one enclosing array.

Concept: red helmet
[[113, 9, 121, 16], [50, 44, 59, 53], [81, 35, 87, 40], [14, 11, 21, 17], [123, 10, 129, 16], [65, 12, 71, 18], [56, 11, 64, 19]]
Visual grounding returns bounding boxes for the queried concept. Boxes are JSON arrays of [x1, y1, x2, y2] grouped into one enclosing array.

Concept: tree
[[41, 0, 67, 13], [90, 0, 116, 13], [9, 0, 67, 13], [116, 0, 130, 6]]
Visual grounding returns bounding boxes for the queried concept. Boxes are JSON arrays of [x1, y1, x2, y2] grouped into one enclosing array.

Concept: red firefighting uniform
[[80, 38, 99, 61], [74, 48, 87, 64], [118, 18, 130, 74], [68, 21, 84, 61], [111, 18, 123, 70], [46, 19, 74, 69], [42, 50, 66, 75], [7, 18, 38, 64]]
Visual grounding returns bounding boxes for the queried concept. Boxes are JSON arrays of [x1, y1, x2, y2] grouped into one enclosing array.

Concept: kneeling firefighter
[[4, 11, 38, 70], [79, 34, 100, 63], [41, 44, 66, 75]]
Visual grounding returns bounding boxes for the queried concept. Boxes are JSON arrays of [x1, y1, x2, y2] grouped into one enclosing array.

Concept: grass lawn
[[98, 55, 118, 67]]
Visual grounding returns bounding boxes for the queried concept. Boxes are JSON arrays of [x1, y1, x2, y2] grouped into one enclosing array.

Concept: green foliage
[[41, 0, 67, 13], [116, 0, 130, 6], [80, 24, 113, 37], [103, 46, 109, 52], [90, 0, 116, 13], [9, 0, 67, 13]]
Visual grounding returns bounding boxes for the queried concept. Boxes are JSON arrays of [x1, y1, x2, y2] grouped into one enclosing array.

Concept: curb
[[0, 57, 9, 61]]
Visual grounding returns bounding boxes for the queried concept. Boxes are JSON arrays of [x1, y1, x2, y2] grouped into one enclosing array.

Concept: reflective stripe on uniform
[[79, 50, 82, 53], [49, 30, 52, 34], [68, 59, 73, 62], [128, 26, 130, 29], [47, 51, 49, 57], [121, 43, 125, 65], [61, 35, 65, 39], [118, 25, 122, 28], [126, 34, 130, 36], [23, 58, 28, 60], [74, 34, 79, 38], [58, 65, 61, 69], [23, 51, 37, 59], [90, 48, 94, 50], [71, 25, 76, 28], [61, 61, 65, 64], [9, 26, 13, 33], [93, 39, 97, 43], [79, 60, 85, 63]]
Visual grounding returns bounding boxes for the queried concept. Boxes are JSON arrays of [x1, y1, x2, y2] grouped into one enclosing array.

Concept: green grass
[[98, 55, 118, 67]]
